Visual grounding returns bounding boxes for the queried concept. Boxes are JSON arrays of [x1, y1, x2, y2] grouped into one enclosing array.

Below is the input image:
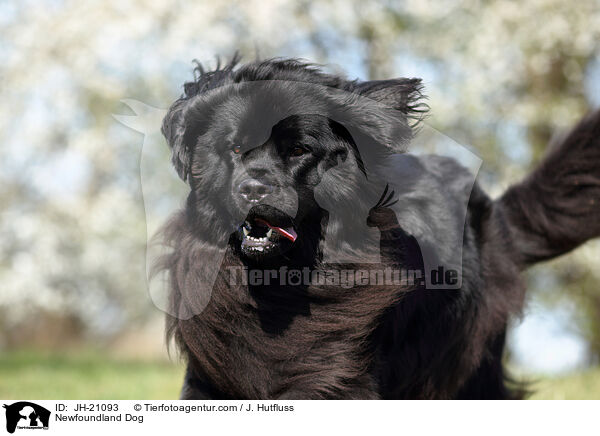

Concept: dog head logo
[[115, 72, 481, 320], [3, 402, 50, 433]]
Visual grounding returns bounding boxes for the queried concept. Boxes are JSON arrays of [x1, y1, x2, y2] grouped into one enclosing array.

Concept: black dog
[[158, 56, 600, 399]]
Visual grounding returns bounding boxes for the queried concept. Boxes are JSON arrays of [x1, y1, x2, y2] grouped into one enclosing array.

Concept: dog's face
[[190, 107, 356, 262], [161, 59, 425, 265]]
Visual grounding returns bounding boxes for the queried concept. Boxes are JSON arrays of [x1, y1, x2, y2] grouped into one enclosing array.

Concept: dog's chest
[[202, 303, 378, 399]]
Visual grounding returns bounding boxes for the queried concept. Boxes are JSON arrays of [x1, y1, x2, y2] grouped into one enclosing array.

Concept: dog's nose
[[237, 179, 273, 203]]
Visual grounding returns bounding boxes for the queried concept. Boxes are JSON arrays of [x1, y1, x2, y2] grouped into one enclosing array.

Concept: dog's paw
[[287, 269, 302, 285]]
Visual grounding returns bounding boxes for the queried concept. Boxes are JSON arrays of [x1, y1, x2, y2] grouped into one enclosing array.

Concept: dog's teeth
[[267, 229, 273, 238], [256, 247, 263, 252], [243, 227, 249, 236]]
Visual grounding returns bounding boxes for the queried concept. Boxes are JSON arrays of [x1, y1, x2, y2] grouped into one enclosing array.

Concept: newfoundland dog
[[157, 56, 600, 399]]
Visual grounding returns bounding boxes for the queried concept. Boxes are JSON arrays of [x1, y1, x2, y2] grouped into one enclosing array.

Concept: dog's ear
[[162, 55, 241, 182], [161, 98, 190, 181], [354, 78, 428, 126], [333, 78, 427, 156]]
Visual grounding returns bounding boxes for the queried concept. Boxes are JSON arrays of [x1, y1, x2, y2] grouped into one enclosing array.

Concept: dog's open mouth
[[238, 205, 297, 258]]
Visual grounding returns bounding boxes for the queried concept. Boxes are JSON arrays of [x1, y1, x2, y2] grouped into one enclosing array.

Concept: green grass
[[527, 367, 600, 400], [1, 350, 599, 399], [0, 350, 185, 399]]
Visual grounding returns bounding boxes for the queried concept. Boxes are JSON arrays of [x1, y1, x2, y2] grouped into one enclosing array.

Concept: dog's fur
[[158, 57, 600, 399]]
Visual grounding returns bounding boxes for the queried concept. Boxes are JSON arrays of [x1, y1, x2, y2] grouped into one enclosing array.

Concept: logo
[[3, 402, 50, 434], [115, 86, 482, 320]]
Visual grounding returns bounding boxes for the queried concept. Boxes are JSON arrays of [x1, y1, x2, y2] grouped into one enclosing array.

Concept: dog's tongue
[[254, 218, 297, 242]]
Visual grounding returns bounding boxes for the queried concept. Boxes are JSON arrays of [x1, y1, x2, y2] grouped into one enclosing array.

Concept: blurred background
[[1, 0, 599, 399]]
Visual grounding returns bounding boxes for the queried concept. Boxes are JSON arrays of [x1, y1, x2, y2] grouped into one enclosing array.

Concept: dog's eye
[[232, 145, 241, 154], [290, 146, 308, 157]]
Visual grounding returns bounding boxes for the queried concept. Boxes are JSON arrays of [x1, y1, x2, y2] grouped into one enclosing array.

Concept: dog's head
[[161, 57, 426, 264]]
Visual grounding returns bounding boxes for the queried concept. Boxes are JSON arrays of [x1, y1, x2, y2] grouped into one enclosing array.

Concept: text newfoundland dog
[[157, 56, 600, 399]]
